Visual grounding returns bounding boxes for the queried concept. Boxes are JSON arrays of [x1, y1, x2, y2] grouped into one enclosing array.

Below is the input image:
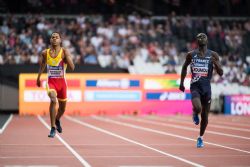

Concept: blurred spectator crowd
[[3, 0, 250, 16], [0, 13, 250, 86]]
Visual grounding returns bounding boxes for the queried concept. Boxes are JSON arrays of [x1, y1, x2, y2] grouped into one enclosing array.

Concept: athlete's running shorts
[[46, 78, 67, 101], [190, 82, 211, 105]]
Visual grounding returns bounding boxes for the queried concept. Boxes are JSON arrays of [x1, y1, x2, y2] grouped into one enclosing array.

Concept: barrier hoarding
[[224, 95, 250, 115], [19, 73, 192, 115]]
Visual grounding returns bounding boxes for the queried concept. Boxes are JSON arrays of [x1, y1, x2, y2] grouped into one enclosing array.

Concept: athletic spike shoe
[[48, 127, 56, 138], [55, 119, 62, 133], [192, 113, 200, 125], [197, 137, 204, 148]]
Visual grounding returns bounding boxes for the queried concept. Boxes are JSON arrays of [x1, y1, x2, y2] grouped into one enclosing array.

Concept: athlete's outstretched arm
[[63, 48, 75, 71], [36, 50, 46, 87], [179, 52, 192, 92], [211, 52, 223, 76]]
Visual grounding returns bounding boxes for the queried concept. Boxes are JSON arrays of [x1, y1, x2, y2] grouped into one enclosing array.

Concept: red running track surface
[[0, 114, 250, 167]]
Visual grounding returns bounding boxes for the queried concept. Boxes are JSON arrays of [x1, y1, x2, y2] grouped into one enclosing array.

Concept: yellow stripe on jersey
[[46, 48, 63, 66], [45, 82, 57, 96], [57, 98, 67, 101]]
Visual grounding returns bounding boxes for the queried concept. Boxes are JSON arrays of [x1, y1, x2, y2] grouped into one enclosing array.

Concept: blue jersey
[[190, 49, 213, 85]]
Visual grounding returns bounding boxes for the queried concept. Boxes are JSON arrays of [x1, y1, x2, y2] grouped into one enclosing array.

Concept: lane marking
[[121, 116, 250, 140], [3, 143, 248, 147], [37, 116, 91, 167], [149, 116, 250, 133], [65, 116, 204, 167], [4, 165, 58, 167], [209, 119, 250, 128], [0, 156, 75, 159], [0, 143, 196, 146], [0, 114, 13, 134], [92, 116, 250, 154], [119, 166, 172, 167], [1, 154, 250, 159], [173, 116, 250, 128], [210, 116, 250, 124], [0, 144, 64, 146]]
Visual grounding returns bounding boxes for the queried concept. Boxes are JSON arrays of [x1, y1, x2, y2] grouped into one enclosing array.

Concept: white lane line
[[0, 144, 63, 146], [0, 156, 74, 159], [170, 116, 250, 128], [1, 143, 206, 146], [37, 116, 91, 167], [209, 119, 250, 128], [3, 143, 245, 147], [0, 156, 167, 158], [149, 116, 250, 133], [65, 116, 204, 167], [4, 165, 58, 167], [210, 116, 250, 124], [120, 116, 250, 140], [119, 166, 172, 167], [92, 116, 250, 154], [0, 114, 13, 134], [1, 154, 249, 159]]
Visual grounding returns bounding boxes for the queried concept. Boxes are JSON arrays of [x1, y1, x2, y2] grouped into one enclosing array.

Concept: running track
[[1, 114, 250, 167]]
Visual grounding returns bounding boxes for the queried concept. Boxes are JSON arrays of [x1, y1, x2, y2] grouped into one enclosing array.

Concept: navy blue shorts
[[190, 83, 211, 105]]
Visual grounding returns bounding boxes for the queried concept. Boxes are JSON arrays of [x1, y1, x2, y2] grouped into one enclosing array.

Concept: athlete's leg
[[48, 90, 57, 138], [191, 91, 205, 147], [56, 80, 67, 120], [200, 101, 211, 136], [56, 100, 66, 120], [55, 100, 66, 133], [195, 101, 210, 148], [192, 97, 202, 114], [48, 91, 57, 128], [196, 92, 211, 148], [191, 97, 202, 125]]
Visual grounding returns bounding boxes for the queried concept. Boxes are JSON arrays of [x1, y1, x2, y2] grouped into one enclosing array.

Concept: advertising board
[[224, 95, 250, 115], [19, 74, 192, 115]]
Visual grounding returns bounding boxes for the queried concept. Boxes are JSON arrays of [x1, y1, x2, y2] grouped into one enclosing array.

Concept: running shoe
[[48, 127, 56, 138], [197, 137, 204, 148], [192, 113, 200, 125], [55, 119, 62, 133]]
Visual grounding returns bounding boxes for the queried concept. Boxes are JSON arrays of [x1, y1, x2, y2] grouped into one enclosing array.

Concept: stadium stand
[[1, 0, 250, 113], [0, 14, 250, 87]]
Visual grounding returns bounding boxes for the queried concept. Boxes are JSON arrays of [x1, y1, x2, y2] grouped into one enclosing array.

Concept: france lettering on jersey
[[190, 49, 213, 84]]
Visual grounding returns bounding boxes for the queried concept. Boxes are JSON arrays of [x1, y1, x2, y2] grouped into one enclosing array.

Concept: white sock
[[199, 136, 203, 139]]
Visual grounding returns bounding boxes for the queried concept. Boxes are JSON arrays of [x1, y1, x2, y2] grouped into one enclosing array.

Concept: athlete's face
[[196, 33, 208, 46], [50, 33, 61, 46]]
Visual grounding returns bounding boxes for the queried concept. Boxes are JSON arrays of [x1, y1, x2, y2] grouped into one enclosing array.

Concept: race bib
[[192, 67, 208, 77], [48, 66, 64, 78]]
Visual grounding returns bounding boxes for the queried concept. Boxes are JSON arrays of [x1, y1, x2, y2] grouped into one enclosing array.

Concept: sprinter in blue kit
[[179, 33, 223, 148]]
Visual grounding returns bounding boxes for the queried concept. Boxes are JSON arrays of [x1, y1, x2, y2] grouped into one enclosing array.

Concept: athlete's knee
[[49, 91, 57, 103], [58, 101, 66, 110], [193, 106, 202, 113], [50, 94, 57, 103], [201, 117, 208, 124], [201, 113, 208, 124], [50, 97, 57, 104], [58, 107, 65, 113], [202, 119, 208, 126]]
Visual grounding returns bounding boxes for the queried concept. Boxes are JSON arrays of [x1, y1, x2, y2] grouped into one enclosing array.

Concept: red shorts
[[46, 78, 67, 101]]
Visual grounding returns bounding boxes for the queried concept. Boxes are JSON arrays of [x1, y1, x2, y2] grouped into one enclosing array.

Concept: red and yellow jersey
[[46, 48, 68, 101], [46, 48, 67, 78]]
